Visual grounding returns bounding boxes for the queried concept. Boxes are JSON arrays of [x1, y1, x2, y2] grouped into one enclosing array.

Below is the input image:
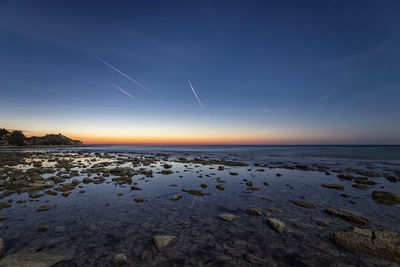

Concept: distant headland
[[0, 128, 83, 147]]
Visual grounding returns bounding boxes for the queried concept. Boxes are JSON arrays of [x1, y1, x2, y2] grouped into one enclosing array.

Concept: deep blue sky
[[1, 0, 399, 144]]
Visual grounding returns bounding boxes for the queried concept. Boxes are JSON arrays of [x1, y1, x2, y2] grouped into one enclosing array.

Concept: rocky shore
[[0, 150, 399, 266]]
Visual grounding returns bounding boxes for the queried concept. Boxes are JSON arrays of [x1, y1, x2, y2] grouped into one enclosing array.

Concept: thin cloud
[[188, 80, 206, 114], [318, 90, 336, 102], [89, 52, 154, 95], [113, 84, 136, 101]]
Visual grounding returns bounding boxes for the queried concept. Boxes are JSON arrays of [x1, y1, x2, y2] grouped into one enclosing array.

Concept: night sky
[[1, 0, 399, 144]]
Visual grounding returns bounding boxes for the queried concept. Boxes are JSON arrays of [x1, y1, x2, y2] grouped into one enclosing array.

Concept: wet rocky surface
[[0, 150, 399, 266]]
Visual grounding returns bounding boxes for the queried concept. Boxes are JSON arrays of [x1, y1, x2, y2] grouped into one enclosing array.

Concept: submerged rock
[[0, 238, 3, 257], [325, 208, 369, 226], [332, 227, 400, 263], [216, 184, 225, 191], [37, 205, 52, 212], [267, 218, 286, 233], [269, 208, 283, 214], [372, 191, 400, 205], [218, 214, 239, 222], [112, 253, 128, 264], [290, 200, 316, 209], [0, 250, 65, 266], [38, 225, 49, 232], [321, 184, 344, 190], [152, 235, 176, 249], [337, 174, 354, 180], [246, 206, 262, 216], [170, 194, 182, 201], [182, 189, 206, 196]]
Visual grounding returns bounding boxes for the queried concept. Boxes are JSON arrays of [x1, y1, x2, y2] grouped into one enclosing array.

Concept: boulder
[[218, 214, 239, 222], [267, 218, 286, 233], [372, 191, 400, 205], [325, 208, 369, 226], [246, 206, 262, 216], [112, 253, 128, 264], [152, 235, 176, 249], [332, 227, 400, 263]]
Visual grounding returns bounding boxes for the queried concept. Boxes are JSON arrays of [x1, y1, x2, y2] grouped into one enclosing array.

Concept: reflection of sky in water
[[1, 154, 400, 255]]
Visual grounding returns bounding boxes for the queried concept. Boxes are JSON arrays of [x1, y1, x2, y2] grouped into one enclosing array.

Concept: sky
[[1, 0, 400, 145]]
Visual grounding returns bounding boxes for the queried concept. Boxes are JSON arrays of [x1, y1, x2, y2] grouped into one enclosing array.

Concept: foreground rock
[[321, 184, 344, 190], [332, 227, 400, 263], [372, 191, 400, 205], [246, 206, 262, 216], [112, 253, 128, 264], [267, 218, 286, 233], [170, 194, 182, 201], [0, 238, 3, 257], [152, 235, 176, 249], [182, 189, 206, 196], [325, 208, 369, 226], [218, 214, 239, 222], [290, 200, 316, 209], [0, 250, 65, 266]]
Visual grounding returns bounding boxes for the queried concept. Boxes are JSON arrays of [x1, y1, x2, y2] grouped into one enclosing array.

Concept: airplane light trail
[[113, 84, 136, 100], [89, 52, 153, 95], [188, 80, 206, 114]]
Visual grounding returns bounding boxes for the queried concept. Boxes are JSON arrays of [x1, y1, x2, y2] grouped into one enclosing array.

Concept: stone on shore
[[246, 206, 262, 216], [0, 250, 65, 266], [267, 218, 286, 233], [332, 227, 400, 263], [152, 235, 176, 249], [325, 208, 369, 226], [290, 200, 316, 209], [218, 214, 239, 222], [112, 253, 128, 264], [372, 191, 400, 205], [182, 189, 206, 196], [37, 205, 52, 212], [170, 194, 182, 201], [321, 184, 344, 190]]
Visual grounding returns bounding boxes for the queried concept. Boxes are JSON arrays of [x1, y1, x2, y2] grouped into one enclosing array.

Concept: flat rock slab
[[321, 184, 344, 190], [152, 235, 176, 249], [218, 214, 239, 222], [0, 250, 65, 267], [182, 189, 206, 196], [332, 227, 400, 263], [372, 191, 400, 205], [290, 200, 316, 209], [325, 208, 369, 226]]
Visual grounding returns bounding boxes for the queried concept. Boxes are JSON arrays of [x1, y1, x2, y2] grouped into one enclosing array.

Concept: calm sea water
[[7, 145, 400, 161]]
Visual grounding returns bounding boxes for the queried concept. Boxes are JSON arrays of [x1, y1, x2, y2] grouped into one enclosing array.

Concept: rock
[[316, 220, 330, 227], [135, 197, 144, 203], [246, 206, 262, 216], [229, 172, 238, 176], [163, 164, 172, 169], [112, 253, 128, 264], [130, 186, 142, 191], [267, 218, 286, 232], [71, 179, 80, 185], [0, 250, 65, 266], [61, 192, 71, 197], [372, 191, 400, 205], [340, 193, 351, 198], [82, 177, 93, 184], [263, 182, 269, 187], [37, 205, 52, 212], [269, 208, 283, 214], [218, 214, 239, 222], [332, 227, 400, 263], [246, 181, 253, 187], [0, 238, 3, 257], [354, 177, 376, 185], [352, 184, 371, 190], [321, 184, 344, 190], [216, 184, 225, 191], [170, 194, 182, 201], [290, 200, 316, 209], [200, 184, 208, 188], [182, 189, 206, 196], [38, 225, 49, 232], [0, 202, 11, 210], [0, 216, 7, 221], [161, 170, 172, 175], [276, 173, 282, 177], [44, 190, 57, 196], [152, 235, 176, 249], [325, 208, 369, 226], [337, 174, 354, 180]]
